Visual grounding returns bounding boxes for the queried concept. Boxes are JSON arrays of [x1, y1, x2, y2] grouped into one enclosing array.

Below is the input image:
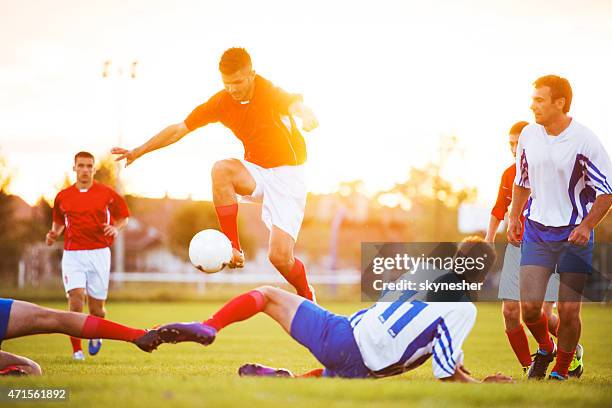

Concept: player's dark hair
[[533, 75, 573, 113], [74, 151, 95, 163], [219, 47, 252, 75], [509, 121, 529, 136], [454, 236, 497, 283]]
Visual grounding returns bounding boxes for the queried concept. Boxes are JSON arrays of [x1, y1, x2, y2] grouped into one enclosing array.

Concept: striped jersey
[[515, 119, 612, 227], [350, 291, 477, 379]]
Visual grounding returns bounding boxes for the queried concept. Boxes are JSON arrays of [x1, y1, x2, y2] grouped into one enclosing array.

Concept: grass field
[[1, 301, 611, 407]]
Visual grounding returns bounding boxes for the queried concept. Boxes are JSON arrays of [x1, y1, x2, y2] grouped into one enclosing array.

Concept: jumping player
[[485, 121, 584, 375], [508, 75, 612, 380], [46, 151, 130, 360], [111, 47, 318, 301], [135, 239, 513, 383], [0, 298, 147, 376]]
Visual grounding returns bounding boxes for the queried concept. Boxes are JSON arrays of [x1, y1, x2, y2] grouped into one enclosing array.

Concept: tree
[[94, 154, 118, 187]]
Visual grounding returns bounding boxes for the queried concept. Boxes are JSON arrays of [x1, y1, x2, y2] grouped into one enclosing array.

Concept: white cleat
[[72, 350, 85, 361]]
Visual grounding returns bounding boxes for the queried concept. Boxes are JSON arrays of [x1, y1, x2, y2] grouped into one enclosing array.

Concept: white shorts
[[239, 160, 307, 242], [498, 244, 559, 302], [61, 247, 111, 300]]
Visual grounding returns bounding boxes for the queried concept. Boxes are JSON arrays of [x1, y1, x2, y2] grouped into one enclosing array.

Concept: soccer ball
[[188, 229, 233, 273]]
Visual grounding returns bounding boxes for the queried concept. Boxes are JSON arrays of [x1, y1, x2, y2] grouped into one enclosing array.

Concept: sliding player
[[485, 121, 584, 375], [136, 238, 513, 383], [0, 298, 147, 376], [508, 75, 612, 380], [46, 151, 130, 360], [112, 47, 318, 301]]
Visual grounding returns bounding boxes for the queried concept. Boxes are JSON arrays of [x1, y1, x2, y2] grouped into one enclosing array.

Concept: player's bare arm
[[103, 217, 129, 238], [441, 365, 514, 384], [289, 101, 319, 132], [507, 184, 530, 245], [111, 122, 190, 166], [485, 215, 502, 242], [568, 194, 612, 246], [45, 221, 65, 246]]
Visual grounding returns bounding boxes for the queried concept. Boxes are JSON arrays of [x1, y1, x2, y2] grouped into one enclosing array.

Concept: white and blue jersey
[[515, 119, 612, 228], [350, 292, 476, 379]]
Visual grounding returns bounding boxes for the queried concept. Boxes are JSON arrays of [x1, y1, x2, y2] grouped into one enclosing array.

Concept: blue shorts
[[290, 300, 371, 378], [521, 219, 593, 274], [0, 298, 14, 348]]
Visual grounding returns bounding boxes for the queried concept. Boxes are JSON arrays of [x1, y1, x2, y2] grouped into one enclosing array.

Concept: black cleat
[[527, 346, 556, 380], [133, 329, 163, 353]]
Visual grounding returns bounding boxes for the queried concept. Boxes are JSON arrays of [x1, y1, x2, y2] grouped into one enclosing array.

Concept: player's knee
[[520, 302, 542, 323], [68, 295, 84, 312], [211, 160, 234, 183], [26, 360, 43, 376], [502, 302, 521, 323], [268, 251, 292, 270], [557, 302, 581, 320]]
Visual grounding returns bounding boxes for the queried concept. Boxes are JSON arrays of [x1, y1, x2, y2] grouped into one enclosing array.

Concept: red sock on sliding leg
[[70, 337, 82, 352], [505, 325, 533, 367], [525, 313, 555, 354], [81, 316, 146, 342], [552, 348, 575, 376], [204, 290, 266, 332], [215, 204, 241, 251], [281, 258, 313, 301]]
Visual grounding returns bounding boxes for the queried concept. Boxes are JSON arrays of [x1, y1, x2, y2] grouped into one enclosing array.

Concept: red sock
[[505, 325, 532, 367], [298, 368, 324, 378], [81, 316, 146, 342], [204, 290, 265, 331], [215, 204, 241, 251], [525, 313, 554, 353], [70, 337, 82, 352], [552, 348, 575, 376], [281, 258, 313, 300]]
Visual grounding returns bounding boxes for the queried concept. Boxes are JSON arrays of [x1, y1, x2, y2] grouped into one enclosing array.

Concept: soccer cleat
[[238, 363, 294, 378], [158, 322, 217, 346], [72, 350, 85, 361], [0, 365, 28, 376], [568, 343, 584, 378], [134, 329, 163, 353], [527, 342, 556, 379], [549, 371, 568, 381], [88, 339, 102, 356], [228, 249, 245, 269]]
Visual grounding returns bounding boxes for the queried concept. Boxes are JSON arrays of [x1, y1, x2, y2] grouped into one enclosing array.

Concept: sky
[[1, 0, 611, 206]]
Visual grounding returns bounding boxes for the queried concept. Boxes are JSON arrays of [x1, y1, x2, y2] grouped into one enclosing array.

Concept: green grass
[[1, 302, 611, 407]]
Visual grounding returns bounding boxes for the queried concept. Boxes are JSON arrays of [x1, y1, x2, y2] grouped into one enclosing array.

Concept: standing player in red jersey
[[46, 151, 130, 361], [484, 121, 584, 375], [111, 48, 318, 301]]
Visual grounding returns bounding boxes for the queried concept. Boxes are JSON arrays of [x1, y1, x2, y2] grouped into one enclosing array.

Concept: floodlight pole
[[103, 59, 138, 274]]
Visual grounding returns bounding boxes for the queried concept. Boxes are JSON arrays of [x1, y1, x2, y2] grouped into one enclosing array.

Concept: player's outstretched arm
[[289, 101, 319, 132], [440, 365, 514, 384], [111, 122, 191, 166]]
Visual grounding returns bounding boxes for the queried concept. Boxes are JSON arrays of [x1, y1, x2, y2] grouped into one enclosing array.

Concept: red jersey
[[491, 164, 526, 237], [52, 182, 130, 251], [184, 75, 306, 169]]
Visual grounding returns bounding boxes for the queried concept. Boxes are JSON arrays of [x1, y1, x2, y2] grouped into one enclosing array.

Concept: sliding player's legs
[[140, 286, 369, 378], [2, 300, 145, 342], [212, 159, 256, 268]]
